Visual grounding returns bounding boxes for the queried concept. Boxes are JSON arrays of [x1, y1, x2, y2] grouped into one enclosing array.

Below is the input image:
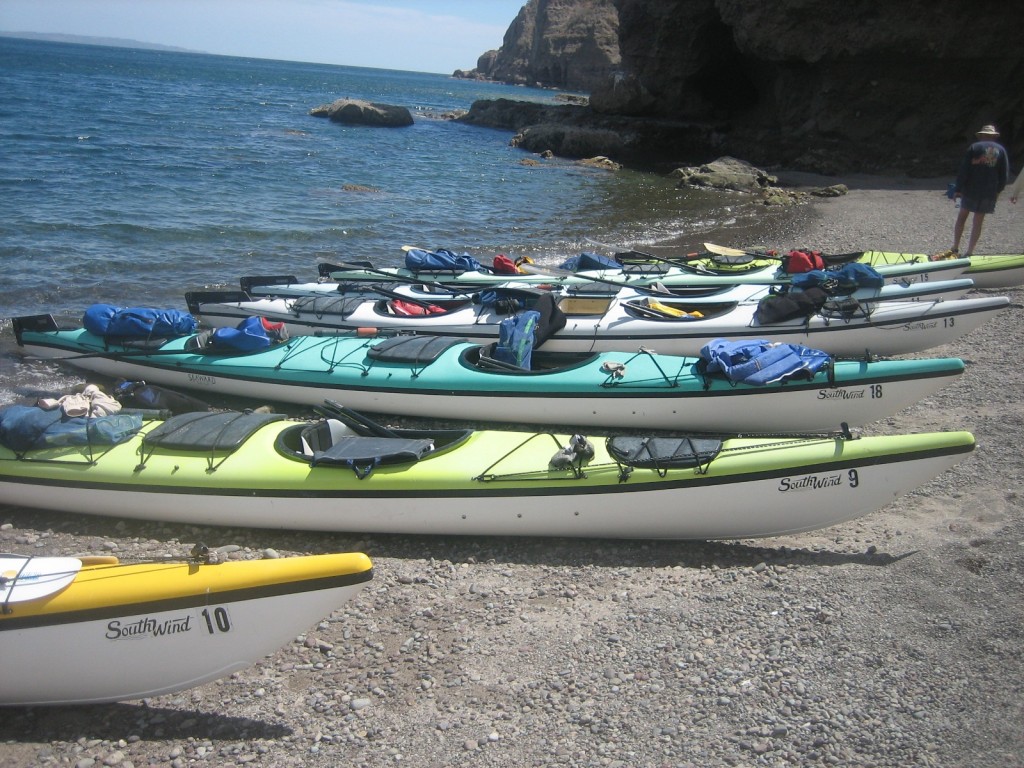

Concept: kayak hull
[[0, 415, 976, 540], [184, 292, 1010, 358], [861, 251, 1024, 289], [16, 323, 966, 433], [0, 553, 373, 706]]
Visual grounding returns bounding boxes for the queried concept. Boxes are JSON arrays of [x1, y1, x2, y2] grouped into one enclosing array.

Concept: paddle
[[317, 261, 470, 296], [703, 242, 759, 258], [365, 283, 461, 310], [581, 237, 768, 273], [613, 250, 752, 276], [518, 264, 684, 295], [1, 555, 83, 603], [700, 242, 785, 265]]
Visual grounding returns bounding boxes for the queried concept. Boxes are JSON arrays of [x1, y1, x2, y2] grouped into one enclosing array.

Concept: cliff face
[[458, 0, 619, 92], [601, 0, 1023, 172], [467, 0, 1022, 174]]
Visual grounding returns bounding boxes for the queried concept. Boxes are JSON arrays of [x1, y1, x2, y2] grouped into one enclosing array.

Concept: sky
[[0, 0, 526, 74]]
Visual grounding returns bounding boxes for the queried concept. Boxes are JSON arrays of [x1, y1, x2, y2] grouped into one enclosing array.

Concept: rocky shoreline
[[2, 177, 1023, 767]]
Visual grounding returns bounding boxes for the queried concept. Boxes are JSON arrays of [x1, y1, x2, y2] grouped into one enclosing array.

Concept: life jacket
[[699, 338, 831, 386], [783, 249, 826, 273], [493, 310, 540, 369], [492, 254, 519, 274], [390, 299, 446, 316]]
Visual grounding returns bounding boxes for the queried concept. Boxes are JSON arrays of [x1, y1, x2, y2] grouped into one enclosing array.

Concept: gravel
[[1, 174, 1023, 768]]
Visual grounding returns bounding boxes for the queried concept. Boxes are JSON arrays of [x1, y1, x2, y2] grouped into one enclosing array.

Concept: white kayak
[[184, 288, 1009, 358], [0, 550, 373, 706], [318, 253, 972, 289], [236, 273, 975, 305]]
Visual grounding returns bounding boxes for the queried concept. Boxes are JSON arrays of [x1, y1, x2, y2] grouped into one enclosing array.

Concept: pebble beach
[[1, 175, 1023, 768]]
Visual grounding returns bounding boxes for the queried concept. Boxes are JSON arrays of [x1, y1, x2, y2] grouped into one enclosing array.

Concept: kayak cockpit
[[463, 343, 598, 374], [275, 402, 472, 478], [620, 299, 738, 321]]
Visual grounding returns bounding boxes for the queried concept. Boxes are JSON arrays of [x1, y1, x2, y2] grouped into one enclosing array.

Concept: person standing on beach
[[948, 124, 1010, 256]]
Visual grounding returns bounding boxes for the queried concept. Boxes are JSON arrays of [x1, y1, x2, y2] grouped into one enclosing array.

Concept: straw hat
[[976, 124, 1000, 137]]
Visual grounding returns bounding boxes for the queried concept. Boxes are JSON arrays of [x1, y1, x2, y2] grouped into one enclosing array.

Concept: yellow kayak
[[0, 550, 373, 705]]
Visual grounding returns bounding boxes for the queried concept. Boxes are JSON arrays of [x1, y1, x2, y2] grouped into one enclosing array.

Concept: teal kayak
[[15, 314, 964, 433]]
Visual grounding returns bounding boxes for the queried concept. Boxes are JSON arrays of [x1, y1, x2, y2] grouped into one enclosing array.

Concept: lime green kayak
[[701, 242, 1023, 289], [859, 251, 1024, 289], [0, 403, 975, 540]]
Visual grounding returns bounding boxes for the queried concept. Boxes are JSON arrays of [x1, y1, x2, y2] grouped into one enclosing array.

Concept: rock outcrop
[[463, 0, 1023, 175], [454, 0, 619, 93], [310, 99, 413, 127]]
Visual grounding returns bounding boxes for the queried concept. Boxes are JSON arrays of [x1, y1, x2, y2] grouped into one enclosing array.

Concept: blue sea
[[0, 36, 786, 404]]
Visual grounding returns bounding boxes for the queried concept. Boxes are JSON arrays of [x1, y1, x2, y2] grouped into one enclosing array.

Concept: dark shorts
[[961, 195, 997, 214]]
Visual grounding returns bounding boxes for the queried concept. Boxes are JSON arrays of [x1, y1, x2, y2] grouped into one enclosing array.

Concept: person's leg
[[965, 212, 987, 256], [952, 206, 971, 252]]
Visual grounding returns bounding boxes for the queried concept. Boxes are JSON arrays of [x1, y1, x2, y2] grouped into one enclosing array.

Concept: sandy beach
[[1, 175, 1022, 768]]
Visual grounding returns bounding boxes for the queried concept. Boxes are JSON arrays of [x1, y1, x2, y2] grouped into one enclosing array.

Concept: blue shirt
[[955, 140, 1010, 199]]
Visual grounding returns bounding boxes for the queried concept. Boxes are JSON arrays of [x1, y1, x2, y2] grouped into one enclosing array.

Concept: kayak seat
[[300, 418, 359, 454], [142, 411, 285, 452], [278, 412, 476, 475], [307, 435, 435, 469], [607, 436, 723, 469], [367, 335, 467, 364], [475, 350, 530, 373], [300, 420, 435, 477]]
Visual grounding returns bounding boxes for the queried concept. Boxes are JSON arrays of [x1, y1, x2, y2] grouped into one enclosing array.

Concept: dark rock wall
[[605, 0, 1023, 173], [470, 0, 1022, 174]]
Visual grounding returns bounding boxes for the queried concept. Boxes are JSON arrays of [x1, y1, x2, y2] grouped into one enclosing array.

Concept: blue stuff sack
[[831, 262, 884, 290], [0, 404, 142, 452], [404, 248, 484, 273], [493, 310, 540, 369], [210, 315, 289, 351], [83, 304, 197, 339], [791, 262, 883, 293]]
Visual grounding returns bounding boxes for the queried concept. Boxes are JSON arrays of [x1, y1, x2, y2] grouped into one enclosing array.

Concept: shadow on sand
[[0, 701, 290, 743]]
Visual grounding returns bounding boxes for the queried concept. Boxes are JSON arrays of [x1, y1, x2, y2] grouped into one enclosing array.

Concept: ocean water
[[0, 36, 783, 404]]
